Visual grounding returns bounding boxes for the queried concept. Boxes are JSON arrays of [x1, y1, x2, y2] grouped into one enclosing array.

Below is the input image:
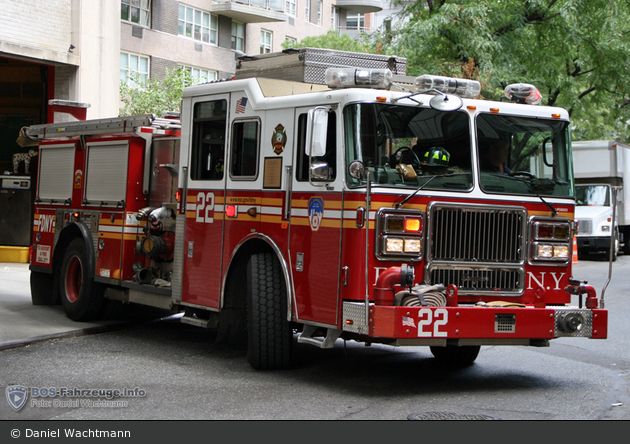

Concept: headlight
[[377, 210, 425, 260], [531, 219, 571, 263], [534, 243, 569, 260], [601, 225, 610, 232]]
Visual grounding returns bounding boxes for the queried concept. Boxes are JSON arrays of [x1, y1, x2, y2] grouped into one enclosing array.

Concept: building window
[[305, 0, 310, 23], [285, 36, 297, 45], [178, 4, 218, 45], [260, 30, 272, 54], [286, 0, 296, 17], [331, 6, 338, 30], [180, 65, 218, 85], [121, 0, 151, 27], [231, 22, 245, 52], [120, 52, 149, 87], [317, 1, 322, 26], [347, 13, 365, 30]]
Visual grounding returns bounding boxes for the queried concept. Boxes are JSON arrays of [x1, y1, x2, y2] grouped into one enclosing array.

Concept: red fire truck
[[25, 49, 607, 370]]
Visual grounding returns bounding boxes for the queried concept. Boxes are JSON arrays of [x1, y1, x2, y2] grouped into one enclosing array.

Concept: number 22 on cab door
[[196, 192, 215, 223]]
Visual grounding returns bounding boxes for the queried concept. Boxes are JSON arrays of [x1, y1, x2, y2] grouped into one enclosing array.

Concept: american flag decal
[[402, 316, 416, 328], [235, 97, 248, 113]]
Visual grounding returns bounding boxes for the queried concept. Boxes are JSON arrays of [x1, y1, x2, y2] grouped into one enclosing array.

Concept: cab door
[[288, 107, 342, 326], [181, 94, 229, 309]]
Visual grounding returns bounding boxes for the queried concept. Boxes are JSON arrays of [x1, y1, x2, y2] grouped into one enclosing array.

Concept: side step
[[180, 310, 219, 329], [298, 325, 342, 349]]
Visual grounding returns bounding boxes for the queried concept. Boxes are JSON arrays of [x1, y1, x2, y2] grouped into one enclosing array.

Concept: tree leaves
[[384, 0, 630, 141], [119, 67, 194, 117]]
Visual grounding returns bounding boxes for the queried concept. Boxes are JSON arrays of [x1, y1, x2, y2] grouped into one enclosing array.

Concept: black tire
[[247, 253, 292, 370], [30, 271, 57, 305], [59, 238, 104, 321], [430, 345, 480, 366]]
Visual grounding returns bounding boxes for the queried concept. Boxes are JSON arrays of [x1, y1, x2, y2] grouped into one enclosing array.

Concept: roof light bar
[[414, 75, 481, 98], [325, 68, 393, 89], [504, 83, 542, 105]]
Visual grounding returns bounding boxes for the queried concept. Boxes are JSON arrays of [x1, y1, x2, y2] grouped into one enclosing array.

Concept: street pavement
[[0, 262, 164, 351]]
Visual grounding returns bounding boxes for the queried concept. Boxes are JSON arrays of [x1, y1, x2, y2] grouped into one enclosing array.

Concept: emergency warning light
[[325, 68, 393, 89], [504, 83, 543, 105], [414, 75, 481, 98]]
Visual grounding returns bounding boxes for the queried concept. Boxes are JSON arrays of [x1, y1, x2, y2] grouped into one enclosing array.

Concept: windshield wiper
[[536, 193, 557, 217], [489, 174, 559, 216], [394, 173, 470, 209]]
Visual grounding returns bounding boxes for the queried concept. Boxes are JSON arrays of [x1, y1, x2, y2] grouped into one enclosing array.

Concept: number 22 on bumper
[[418, 308, 448, 337]]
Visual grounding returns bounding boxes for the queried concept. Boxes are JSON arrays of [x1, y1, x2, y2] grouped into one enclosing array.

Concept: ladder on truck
[[25, 114, 181, 140]]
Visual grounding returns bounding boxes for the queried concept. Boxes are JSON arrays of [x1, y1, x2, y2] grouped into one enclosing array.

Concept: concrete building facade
[[0, 0, 384, 173]]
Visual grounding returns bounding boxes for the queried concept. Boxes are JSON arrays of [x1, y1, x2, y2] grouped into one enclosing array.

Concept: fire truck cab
[[26, 50, 607, 370]]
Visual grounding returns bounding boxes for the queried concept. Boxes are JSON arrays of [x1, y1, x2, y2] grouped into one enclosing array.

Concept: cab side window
[[231, 120, 259, 179], [191, 100, 227, 181], [296, 111, 336, 182]]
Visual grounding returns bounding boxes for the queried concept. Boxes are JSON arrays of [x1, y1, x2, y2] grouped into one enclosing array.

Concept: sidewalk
[[0, 263, 165, 350]]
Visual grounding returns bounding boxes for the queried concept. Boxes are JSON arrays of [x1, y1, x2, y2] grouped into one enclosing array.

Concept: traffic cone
[[572, 236, 578, 264]]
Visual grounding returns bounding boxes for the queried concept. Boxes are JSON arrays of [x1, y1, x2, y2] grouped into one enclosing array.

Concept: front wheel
[[247, 253, 293, 370], [59, 238, 104, 321], [430, 345, 480, 366]]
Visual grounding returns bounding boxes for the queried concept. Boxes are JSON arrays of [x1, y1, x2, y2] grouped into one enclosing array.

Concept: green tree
[[119, 67, 194, 117], [282, 29, 380, 54], [383, 0, 630, 141]]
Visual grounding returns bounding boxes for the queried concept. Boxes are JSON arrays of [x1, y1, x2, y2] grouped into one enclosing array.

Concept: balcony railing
[[211, 0, 287, 23], [337, 26, 375, 39]]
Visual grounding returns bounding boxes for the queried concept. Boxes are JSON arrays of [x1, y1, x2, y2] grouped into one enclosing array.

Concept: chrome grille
[[429, 267, 522, 293], [577, 219, 592, 235], [427, 203, 526, 295], [430, 204, 525, 263]]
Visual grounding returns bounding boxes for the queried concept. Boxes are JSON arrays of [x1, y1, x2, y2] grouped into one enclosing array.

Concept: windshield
[[476, 113, 573, 197], [576, 185, 610, 206], [344, 103, 473, 191]]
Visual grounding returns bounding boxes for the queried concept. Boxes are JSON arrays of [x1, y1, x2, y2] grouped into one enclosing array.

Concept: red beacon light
[[504, 83, 542, 105]]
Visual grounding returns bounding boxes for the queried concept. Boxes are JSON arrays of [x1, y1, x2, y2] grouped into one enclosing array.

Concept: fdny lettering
[[195, 192, 215, 223], [527, 272, 566, 290], [38, 214, 55, 233]]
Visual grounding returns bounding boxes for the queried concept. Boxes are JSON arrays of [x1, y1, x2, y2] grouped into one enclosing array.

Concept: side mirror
[[306, 107, 328, 157], [310, 161, 330, 181]]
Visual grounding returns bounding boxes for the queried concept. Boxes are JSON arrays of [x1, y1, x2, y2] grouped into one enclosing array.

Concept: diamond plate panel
[[554, 307, 593, 337], [171, 214, 186, 303], [342, 301, 370, 335]]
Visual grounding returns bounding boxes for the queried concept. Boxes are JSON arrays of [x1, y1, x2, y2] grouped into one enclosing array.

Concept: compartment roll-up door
[[38, 143, 75, 202], [85, 141, 129, 205]]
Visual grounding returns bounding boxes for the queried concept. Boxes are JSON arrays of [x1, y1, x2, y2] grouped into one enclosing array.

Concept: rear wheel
[[247, 253, 292, 370], [30, 271, 56, 305], [430, 345, 480, 366], [59, 238, 104, 321]]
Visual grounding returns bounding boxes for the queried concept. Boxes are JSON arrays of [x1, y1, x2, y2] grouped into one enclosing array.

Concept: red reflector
[[537, 225, 554, 238], [405, 218, 421, 232], [175, 190, 180, 202], [226, 205, 237, 218]]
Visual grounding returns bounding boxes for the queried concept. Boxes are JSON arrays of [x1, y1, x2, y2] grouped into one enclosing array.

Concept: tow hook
[[373, 264, 414, 305], [564, 279, 598, 309]]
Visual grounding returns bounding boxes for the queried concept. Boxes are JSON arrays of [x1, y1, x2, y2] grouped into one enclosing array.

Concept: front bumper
[[341, 302, 607, 346], [577, 236, 612, 252]]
